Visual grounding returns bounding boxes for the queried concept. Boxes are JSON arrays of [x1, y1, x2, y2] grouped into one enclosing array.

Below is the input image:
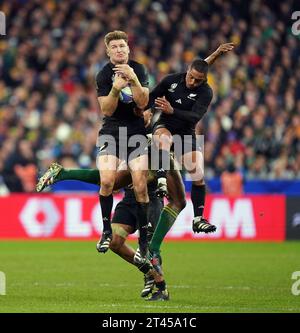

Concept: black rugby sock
[[155, 280, 166, 291], [99, 194, 113, 233], [157, 149, 169, 179], [136, 202, 149, 257], [191, 184, 206, 218]]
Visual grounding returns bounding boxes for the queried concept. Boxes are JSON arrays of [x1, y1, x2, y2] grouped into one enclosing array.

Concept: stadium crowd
[[0, 0, 299, 193]]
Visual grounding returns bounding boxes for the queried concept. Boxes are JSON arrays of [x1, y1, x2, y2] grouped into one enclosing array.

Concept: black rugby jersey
[[149, 72, 213, 132], [95, 60, 149, 136]]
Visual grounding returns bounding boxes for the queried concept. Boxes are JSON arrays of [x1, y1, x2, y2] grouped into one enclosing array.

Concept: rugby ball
[[119, 86, 133, 104]]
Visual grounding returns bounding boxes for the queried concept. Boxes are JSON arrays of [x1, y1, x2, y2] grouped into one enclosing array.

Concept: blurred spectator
[[2, 140, 37, 192], [0, 0, 299, 192], [221, 164, 244, 196]]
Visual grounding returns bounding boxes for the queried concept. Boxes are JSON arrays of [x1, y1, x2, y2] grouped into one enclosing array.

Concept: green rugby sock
[[149, 205, 179, 253], [56, 169, 100, 185]]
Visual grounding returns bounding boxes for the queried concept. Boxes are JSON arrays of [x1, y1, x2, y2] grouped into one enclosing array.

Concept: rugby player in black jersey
[[109, 180, 170, 301], [147, 43, 235, 259], [95, 31, 150, 259]]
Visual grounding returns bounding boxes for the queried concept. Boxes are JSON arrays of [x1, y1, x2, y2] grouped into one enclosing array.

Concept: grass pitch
[[0, 241, 299, 313]]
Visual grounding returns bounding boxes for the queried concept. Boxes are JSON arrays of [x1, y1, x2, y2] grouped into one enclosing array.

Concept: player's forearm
[[147, 79, 168, 109], [204, 50, 220, 66], [130, 79, 149, 109], [98, 87, 120, 116], [99, 97, 118, 116]]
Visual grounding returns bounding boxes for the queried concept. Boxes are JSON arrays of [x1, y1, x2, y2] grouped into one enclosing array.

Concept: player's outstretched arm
[[204, 42, 235, 66]]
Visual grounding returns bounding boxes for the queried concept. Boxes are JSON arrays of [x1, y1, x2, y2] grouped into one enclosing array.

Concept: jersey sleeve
[[147, 75, 172, 108], [134, 63, 149, 88], [173, 86, 213, 124], [95, 68, 112, 97]]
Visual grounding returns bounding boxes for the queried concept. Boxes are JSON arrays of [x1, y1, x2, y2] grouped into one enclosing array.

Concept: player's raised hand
[[205, 42, 236, 66], [113, 64, 137, 82], [113, 73, 129, 90], [155, 97, 174, 114], [216, 42, 235, 55]]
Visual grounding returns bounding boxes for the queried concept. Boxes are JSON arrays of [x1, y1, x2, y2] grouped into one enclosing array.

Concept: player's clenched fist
[[113, 64, 137, 83]]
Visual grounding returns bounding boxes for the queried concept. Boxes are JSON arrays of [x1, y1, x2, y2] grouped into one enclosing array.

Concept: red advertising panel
[[203, 195, 286, 241], [166, 195, 286, 241], [0, 194, 102, 239], [0, 194, 286, 241]]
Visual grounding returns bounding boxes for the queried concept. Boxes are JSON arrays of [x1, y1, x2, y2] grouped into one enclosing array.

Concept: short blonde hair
[[104, 30, 128, 48]]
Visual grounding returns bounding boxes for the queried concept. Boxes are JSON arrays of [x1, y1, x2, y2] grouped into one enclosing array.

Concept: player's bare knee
[[159, 135, 172, 150], [177, 199, 187, 211], [154, 130, 172, 149], [135, 193, 148, 202], [109, 237, 122, 252], [189, 169, 204, 183], [133, 182, 147, 200], [192, 177, 205, 186], [100, 179, 114, 193]]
